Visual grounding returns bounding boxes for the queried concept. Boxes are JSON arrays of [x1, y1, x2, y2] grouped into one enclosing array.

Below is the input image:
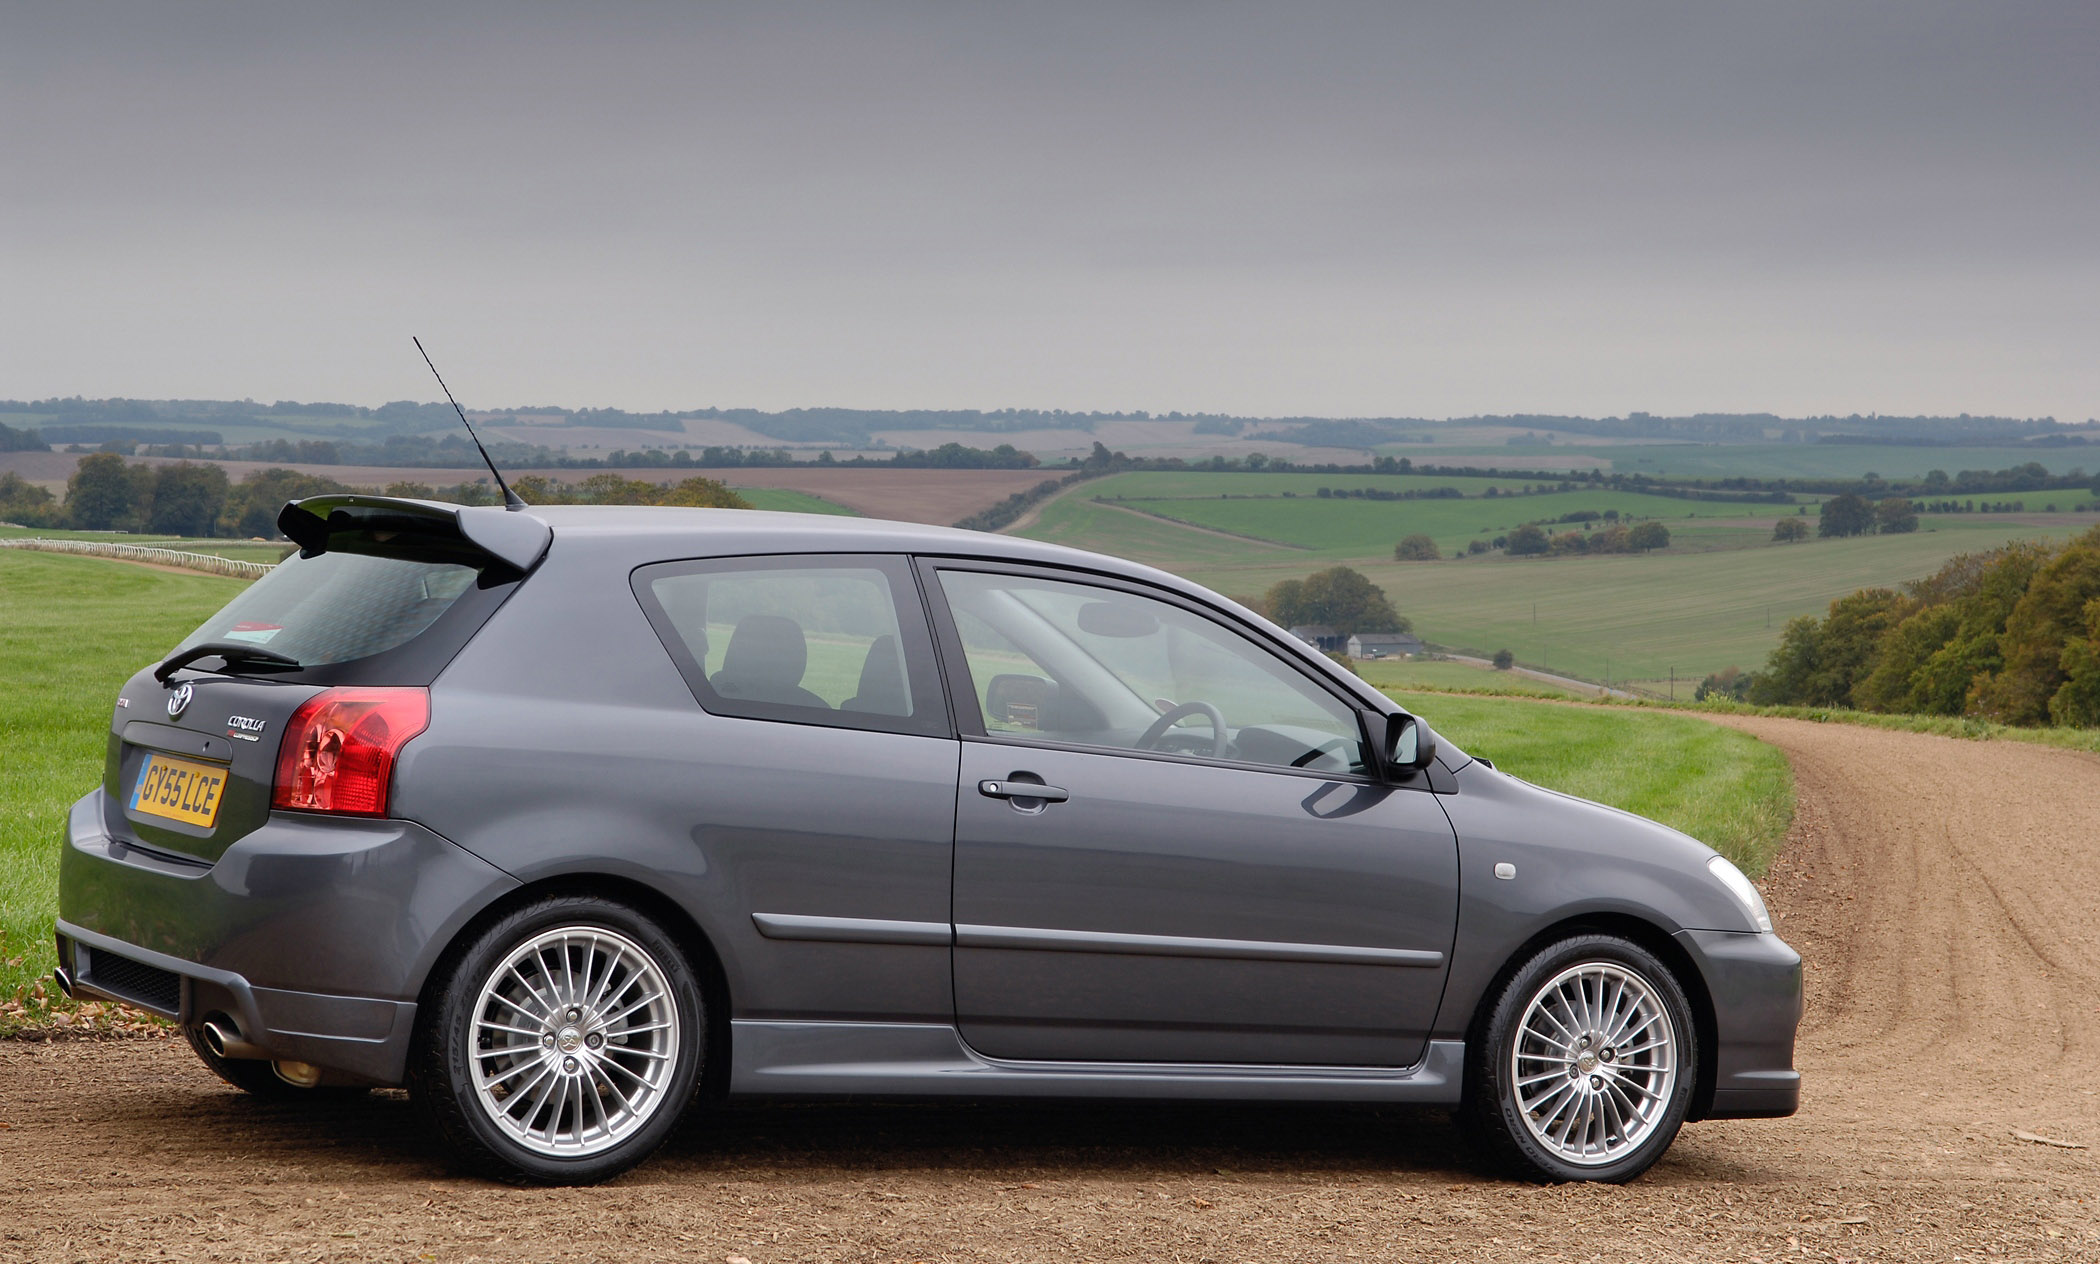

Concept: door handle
[[978, 779, 1069, 803]]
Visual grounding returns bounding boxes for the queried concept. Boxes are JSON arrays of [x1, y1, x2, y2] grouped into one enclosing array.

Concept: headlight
[[1707, 855, 1773, 933]]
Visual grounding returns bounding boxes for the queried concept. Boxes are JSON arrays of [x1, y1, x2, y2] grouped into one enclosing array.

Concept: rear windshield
[[174, 550, 482, 668]]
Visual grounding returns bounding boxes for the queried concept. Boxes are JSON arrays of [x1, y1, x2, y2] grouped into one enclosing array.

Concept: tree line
[[0, 456, 746, 539], [1736, 527, 2100, 727]]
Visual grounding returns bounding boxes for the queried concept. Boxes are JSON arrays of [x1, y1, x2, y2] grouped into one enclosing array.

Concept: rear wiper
[[153, 642, 302, 684]]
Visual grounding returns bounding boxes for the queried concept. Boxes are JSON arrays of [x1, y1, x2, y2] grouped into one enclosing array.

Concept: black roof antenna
[[413, 336, 526, 511]]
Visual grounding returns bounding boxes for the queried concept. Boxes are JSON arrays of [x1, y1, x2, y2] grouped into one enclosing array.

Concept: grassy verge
[[0, 551, 248, 1032], [1354, 658, 1594, 700], [1385, 690, 1795, 879]]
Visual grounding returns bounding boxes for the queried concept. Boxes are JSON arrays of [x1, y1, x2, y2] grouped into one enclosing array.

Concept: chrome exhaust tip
[[52, 966, 75, 998], [201, 1018, 270, 1061]]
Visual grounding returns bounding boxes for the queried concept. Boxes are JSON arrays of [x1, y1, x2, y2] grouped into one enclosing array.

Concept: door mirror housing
[[1367, 710, 1437, 776]]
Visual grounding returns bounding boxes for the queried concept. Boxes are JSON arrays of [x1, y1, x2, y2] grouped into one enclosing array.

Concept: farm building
[[1287, 624, 1343, 652], [1347, 632, 1423, 660]]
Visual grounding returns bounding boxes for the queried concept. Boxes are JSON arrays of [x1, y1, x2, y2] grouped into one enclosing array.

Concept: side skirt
[[727, 1020, 1466, 1103]]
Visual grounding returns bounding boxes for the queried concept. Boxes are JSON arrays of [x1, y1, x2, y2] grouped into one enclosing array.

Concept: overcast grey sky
[[4, 2, 2095, 419]]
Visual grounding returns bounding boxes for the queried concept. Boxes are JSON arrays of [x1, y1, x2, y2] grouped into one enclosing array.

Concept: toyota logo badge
[[166, 682, 193, 719]]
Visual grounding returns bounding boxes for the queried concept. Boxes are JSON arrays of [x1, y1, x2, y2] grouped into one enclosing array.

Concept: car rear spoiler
[[277, 495, 552, 574]]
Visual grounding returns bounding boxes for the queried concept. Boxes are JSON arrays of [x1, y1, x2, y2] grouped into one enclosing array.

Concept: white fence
[[0, 537, 277, 579]]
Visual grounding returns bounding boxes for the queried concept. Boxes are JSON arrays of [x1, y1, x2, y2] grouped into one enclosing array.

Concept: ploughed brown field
[[0, 452, 1053, 526], [2, 716, 2096, 1261]]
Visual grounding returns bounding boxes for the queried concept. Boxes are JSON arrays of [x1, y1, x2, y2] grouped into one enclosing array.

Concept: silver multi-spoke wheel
[[467, 926, 680, 1158], [1510, 961, 1678, 1168]]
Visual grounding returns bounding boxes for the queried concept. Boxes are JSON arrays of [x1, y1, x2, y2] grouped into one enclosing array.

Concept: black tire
[[1463, 934, 1698, 1183], [181, 1024, 370, 1099], [407, 895, 706, 1185]]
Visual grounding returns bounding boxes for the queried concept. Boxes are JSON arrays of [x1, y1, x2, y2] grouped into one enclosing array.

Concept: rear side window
[[178, 551, 479, 666], [633, 555, 949, 738], [171, 538, 520, 685]]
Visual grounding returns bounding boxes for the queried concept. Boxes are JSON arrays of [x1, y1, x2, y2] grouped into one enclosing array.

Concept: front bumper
[[1675, 927, 1803, 1120], [57, 790, 516, 1083]]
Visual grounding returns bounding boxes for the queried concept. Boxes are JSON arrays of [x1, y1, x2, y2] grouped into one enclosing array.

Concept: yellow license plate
[[129, 753, 229, 828]]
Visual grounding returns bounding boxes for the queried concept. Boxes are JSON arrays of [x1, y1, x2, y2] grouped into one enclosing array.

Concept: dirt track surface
[[4, 717, 2097, 1262]]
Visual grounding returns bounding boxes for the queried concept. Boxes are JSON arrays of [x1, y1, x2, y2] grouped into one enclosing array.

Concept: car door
[[630, 554, 960, 1025], [923, 560, 1460, 1068]]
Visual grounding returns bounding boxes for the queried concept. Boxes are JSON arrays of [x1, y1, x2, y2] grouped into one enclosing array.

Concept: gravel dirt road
[[4, 716, 2096, 1262]]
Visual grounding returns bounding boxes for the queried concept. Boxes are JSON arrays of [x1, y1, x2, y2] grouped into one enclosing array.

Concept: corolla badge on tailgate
[[166, 682, 193, 719], [226, 715, 268, 742]]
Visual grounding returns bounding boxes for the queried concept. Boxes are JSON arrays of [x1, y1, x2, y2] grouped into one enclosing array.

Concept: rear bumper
[[57, 790, 516, 1084], [55, 922, 416, 1083], [1675, 928, 1803, 1120]]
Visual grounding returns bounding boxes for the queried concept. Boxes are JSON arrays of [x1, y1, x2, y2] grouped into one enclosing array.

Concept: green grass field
[[1353, 658, 1595, 699], [0, 551, 248, 1026], [1405, 441, 2100, 482], [1191, 524, 2095, 692], [1, 526, 297, 563], [1383, 690, 1793, 878], [1008, 470, 2096, 692], [1074, 471, 1527, 499], [0, 547, 1799, 1028], [1100, 488, 1764, 557], [729, 487, 861, 516]]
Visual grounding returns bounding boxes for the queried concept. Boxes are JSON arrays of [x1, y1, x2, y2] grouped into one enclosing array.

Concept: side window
[[935, 569, 1369, 775], [634, 555, 948, 737]]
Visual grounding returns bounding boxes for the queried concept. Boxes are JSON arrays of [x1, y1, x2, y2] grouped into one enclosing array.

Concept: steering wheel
[[1134, 700, 1229, 758]]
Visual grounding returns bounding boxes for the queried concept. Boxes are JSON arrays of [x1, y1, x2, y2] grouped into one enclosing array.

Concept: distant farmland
[[1103, 487, 1767, 557], [1187, 521, 2096, 694], [1012, 470, 2098, 694]]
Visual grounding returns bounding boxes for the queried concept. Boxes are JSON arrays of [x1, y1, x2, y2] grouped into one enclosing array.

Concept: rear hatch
[[103, 496, 549, 866]]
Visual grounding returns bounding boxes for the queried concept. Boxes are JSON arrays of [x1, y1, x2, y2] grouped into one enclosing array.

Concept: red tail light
[[272, 688, 430, 817]]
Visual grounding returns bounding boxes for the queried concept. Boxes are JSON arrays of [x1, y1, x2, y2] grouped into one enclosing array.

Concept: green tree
[[1393, 533, 1440, 561], [1627, 521, 1671, 551], [148, 461, 230, 537], [1858, 544, 2051, 716], [1694, 667, 1754, 701], [1818, 493, 1874, 538], [1749, 615, 1823, 705], [223, 467, 351, 538], [1506, 523, 1549, 555], [0, 471, 60, 526], [1588, 523, 1631, 553], [1261, 566, 1408, 637], [2049, 595, 2100, 726], [1751, 589, 1909, 706], [1264, 578, 1309, 626], [658, 476, 751, 508], [1970, 530, 2100, 725], [0, 420, 49, 452], [1491, 648, 1514, 670], [1772, 516, 1808, 543], [65, 452, 146, 529], [1875, 497, 1919, 534]]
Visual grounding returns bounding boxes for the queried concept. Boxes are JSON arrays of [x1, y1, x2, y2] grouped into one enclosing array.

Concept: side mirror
[[1368, 710, 1436, 775]]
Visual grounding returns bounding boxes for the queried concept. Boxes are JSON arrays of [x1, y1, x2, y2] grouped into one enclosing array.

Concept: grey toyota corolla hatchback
[[56, 494, 1799, 1184]]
